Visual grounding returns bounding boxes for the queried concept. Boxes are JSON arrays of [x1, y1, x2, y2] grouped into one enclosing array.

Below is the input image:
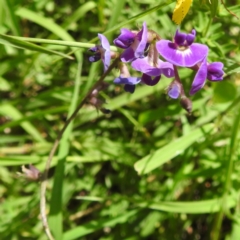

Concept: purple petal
[[113, 28, 135, 48], [131, 57, 161, 76], [120, 47, 135, 62], [114, 39, 129, 49], [134, 22, 148, 59], [159, 62, 174, 78], [174, 29, 187, 46], [156, 40, 208, 67], [186, 29, 196, 45], [190, 59, 207, 95], [168, 82, 181, 99], [103, 50, 111, 72], [98, 34, 110, 51], [141, 74, 161, 86], [207, 62, 224, 81], [114, 76, 141, 85], [124, 84, 135, 93]]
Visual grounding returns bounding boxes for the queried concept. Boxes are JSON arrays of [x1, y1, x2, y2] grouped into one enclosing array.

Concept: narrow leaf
[[0, 34, 73, 59], [63, 210, 139, 240], [137, 195, 236, 214], [134, 124, 214, 175]]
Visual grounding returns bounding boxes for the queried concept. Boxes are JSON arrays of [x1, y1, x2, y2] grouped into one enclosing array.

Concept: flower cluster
[[89, 23, 224, 112]]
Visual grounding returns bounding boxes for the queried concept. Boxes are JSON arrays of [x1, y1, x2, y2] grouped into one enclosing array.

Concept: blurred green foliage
[[0, 0, 240, 239]]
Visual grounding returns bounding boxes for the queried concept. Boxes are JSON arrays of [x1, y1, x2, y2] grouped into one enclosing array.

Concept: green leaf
[[15, 7, 80, 60], [15, 8, 74, 41], [63, 2, 97, 29], [137, 195, 236, 214], [134, 124, 214, 175], [49, 58, 83, 240], [213, 81, 237, 103], [0, 34, 73, 59], [0, 104, 46, 143], [209, 0, 219, 18], [92, 0, 175, 42], [63, 209, 139, 240], [0, 77, 11, 91]]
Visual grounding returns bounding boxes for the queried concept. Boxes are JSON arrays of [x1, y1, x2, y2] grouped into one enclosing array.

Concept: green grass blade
[[91, 0, 175, 42], [15, 7, 80, 60], [137, 196, 236, 214], [0, 34, 74, 59], [48, 56, 83, 240], [63, 1, 97, 29], [134, 124, 214, 175], [0, 104, 46, 143], [63, 209, 139, 240], [2, 0, 20, 35], [15, 8, 74, 41]]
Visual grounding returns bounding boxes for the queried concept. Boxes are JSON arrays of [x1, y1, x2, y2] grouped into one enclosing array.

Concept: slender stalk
[[220, 0, 239, 20], [173, 65, 185, 96], [0, 35, 118, 51], [211, 108, 240, 240], [40, 57, 119, 240]]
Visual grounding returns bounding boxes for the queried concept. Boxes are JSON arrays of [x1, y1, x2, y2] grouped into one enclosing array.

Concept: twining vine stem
[[40, 57, 120, 240]]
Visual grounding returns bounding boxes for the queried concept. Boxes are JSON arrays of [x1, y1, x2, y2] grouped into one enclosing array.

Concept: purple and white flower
[[131, 57, 174, 78], [89, 34, 111, 72], [131, 42, 174, 86], [156, 29, 208, 67], [113, 63, 141, 93], [114, 22, 148, 63]]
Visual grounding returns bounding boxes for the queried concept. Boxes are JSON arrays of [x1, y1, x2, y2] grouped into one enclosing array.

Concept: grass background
[[0, 0, 240, 239]]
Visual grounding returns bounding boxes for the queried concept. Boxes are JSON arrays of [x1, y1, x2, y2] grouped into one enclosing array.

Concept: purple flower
[[207, 62, 224, 81], [114, 76, 141, 93], [114, 22, 148, 63], [190, 59, 225, 95], [131, 57, 174, 78], [89, 34, 111, 72], [168, 81, 181, 99], [156, 29, 208, 67], [18, 164, 41, 181], [113, 63, 141, 93], [131, 42, 174, 86], [113, 28, 136, 49]]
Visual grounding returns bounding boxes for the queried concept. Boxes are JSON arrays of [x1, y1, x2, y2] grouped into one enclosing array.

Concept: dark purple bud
[[89, 54, 101, 62], [141, 74, 161, 86], [124, 84, 135, 93]]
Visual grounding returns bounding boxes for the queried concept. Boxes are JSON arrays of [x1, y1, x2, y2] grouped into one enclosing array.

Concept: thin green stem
[[211, 106, 240, 240], [40, 57, 120, 240], [0, 35, 118, 51]]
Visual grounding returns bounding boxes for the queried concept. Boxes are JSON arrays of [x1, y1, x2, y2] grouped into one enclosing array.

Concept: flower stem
[[40, 57, 119, 240], [173, 65, 185, 96]]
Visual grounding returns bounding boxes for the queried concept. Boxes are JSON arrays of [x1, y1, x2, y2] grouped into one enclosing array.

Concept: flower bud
[[168, 81, 181, 99], [18, 164, 41, 181]]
